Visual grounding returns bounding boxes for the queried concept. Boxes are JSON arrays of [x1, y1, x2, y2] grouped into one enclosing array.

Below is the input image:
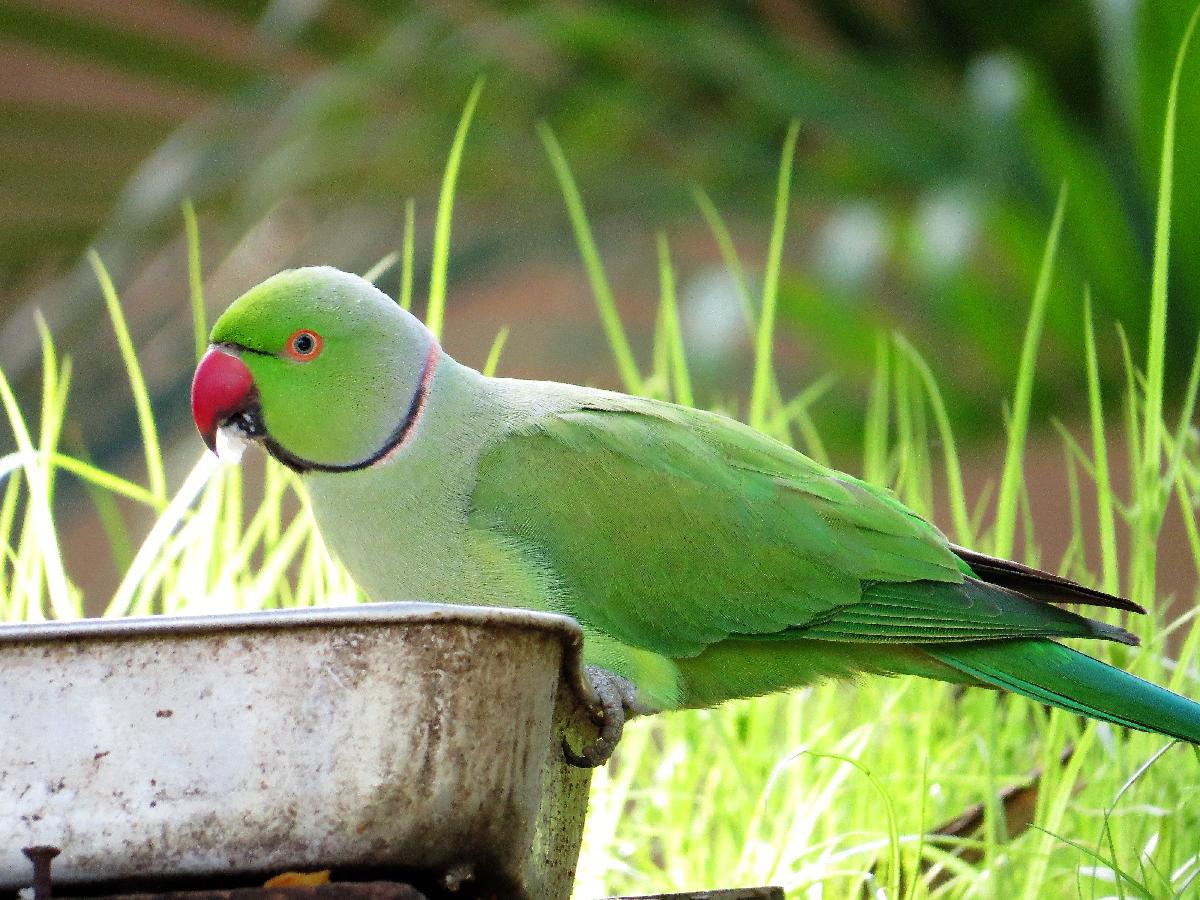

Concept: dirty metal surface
[[0, 603, 597, 900]]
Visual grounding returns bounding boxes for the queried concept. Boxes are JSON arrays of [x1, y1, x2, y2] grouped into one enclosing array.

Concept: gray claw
[[562, 666, 643, 768]]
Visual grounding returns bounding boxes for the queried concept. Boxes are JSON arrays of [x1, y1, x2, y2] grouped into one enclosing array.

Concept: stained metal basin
[[0, 603, 598, 899]]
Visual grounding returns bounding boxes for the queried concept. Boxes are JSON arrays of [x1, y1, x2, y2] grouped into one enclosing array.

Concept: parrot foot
[[562, 666, 647, 768]]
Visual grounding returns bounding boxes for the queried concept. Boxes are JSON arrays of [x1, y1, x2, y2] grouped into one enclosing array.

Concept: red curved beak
[[192, 347, 256, 453]]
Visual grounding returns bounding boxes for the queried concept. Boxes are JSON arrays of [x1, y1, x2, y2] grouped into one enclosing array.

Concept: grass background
[[6, 2, 1200, 479], [4, 9, 1200, 899]]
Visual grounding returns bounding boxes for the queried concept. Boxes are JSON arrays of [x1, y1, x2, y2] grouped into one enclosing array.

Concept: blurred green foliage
[[1, 1, 1198, 459]]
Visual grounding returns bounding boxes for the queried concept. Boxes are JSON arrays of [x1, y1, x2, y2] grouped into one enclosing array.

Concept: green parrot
[[191, 266, 1200, 766]]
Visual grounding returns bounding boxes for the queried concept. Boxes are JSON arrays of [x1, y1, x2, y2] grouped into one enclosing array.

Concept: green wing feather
[[469, 394, 1200, 740], [470, 398, 1124, 657]]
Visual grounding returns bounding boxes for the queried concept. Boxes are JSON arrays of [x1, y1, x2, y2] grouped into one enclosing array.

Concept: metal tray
[[0, 603, 598, 899]]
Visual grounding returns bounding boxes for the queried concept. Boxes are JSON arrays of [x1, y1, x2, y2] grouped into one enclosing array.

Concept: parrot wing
[[468, 397, 1133, 658]]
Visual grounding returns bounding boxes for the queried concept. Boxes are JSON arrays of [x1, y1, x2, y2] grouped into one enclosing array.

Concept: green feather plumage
[[469, 394, 1195, 737], [205, 267, 1200, 746], [930, 640, 1200, 744]]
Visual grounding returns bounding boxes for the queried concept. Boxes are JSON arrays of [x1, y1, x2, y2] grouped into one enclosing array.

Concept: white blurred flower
[[912, 188, 980, 278], [815, 202, 889, 292], [681, 267, 752, 365], [967, 52, 1025, 120]]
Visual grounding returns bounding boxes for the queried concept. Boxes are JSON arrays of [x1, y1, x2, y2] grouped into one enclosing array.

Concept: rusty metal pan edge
[[0, 601, 598, 706]]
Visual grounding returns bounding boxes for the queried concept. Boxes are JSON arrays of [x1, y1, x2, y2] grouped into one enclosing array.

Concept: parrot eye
[[285, 329, 323, 361]]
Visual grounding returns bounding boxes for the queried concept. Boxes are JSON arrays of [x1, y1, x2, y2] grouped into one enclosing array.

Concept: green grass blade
[[399, 197, 416, 311], [1018, 450, 1038, 563], [690, 184, 795, 427], [970, 479, 996, 539], [892, 348, 916, 503], [1176, 434, 1200, 574], [482, 327, 510, 377], [1142, 4, 1200, 483], [1132, 5, 1200, 602], [905, 755, 929, 900], [993, 183, 1068, 558], [691, 185, 756, 330], [426, 77, 484, 340], [2, 541, 44, 623], [894, 333, 971, 544], [105, 453, 220, 618], [362, 251, 399, 284], [649, 298, 670, 399], [47, 355, 72, 510], [1061, 436, 1085, 575], [1094, 741, 1177, 893], [656, 232, 693, 408], [770, 373, 838, 433], [219, 462, 243, 565], [537, 122, 642, 394], [1051, 418, 1096, 478], [88, 250, 167, 504], [34, 315, 58, 464], [49, 452, 165, 510], [862, 334, 891, 487], [748, 121, 799, 431], [212, 474, 287, 589], [0, 365, 73, 619], [33, 316, 65, 515], [803, 752, 900, 898], [183, 200, 207, 361], [245, 513, 312, 608], [793, 406, 830, 467], [0, 463, 21, 575], [1117, 322, 1144, 509], [1160, 329, 1200, 506], [64, 438, 134, 575], [1020, 731, 1095, 900], [1083, 289, 1120, 594]]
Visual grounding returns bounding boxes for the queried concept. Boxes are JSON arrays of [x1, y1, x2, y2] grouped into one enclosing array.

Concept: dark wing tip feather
[[1092, 622, 1141, 647], [952, 545, 1146, 615]]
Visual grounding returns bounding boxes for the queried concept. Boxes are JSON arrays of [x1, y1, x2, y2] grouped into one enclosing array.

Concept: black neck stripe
[[260, 341, 440, 475]]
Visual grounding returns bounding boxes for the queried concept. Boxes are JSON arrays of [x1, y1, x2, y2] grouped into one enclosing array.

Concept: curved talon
[[562, 734, 612, 768], [562, 707, 623, 768], [562, 666, 635, 768]]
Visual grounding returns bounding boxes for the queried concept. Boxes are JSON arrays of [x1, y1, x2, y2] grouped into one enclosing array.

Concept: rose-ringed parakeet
[[191, 266, 1200, 766]]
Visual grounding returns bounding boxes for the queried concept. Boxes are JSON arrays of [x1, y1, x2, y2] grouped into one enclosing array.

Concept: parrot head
[[191, 266, 438, 472]]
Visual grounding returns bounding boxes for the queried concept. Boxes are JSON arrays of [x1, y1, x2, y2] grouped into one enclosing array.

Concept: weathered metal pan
[[0, 603, 598, 899]]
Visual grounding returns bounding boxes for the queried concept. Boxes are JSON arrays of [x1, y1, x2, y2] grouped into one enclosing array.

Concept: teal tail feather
[[928, 639, 1200, 744]]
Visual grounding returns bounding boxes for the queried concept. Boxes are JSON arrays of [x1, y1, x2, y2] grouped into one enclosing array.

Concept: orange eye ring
[[284, 329, 324, 361]]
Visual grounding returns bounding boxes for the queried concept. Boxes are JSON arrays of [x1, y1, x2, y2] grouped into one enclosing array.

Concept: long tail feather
[[927, 639, 1200, 744]]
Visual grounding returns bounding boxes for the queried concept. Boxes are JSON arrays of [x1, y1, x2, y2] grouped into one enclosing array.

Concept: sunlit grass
[[3, 23, 1200, 900]]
